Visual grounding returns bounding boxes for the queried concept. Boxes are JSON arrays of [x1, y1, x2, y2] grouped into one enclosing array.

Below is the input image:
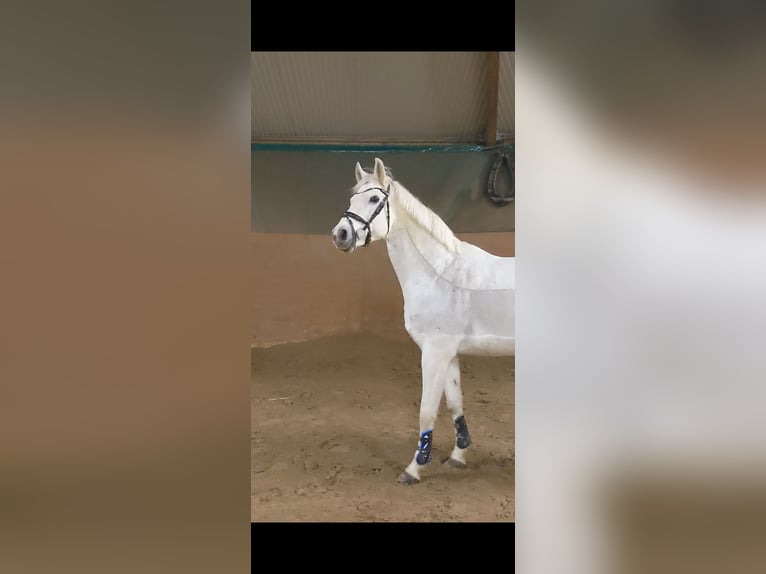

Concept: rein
[[343, 183, 391, 247]]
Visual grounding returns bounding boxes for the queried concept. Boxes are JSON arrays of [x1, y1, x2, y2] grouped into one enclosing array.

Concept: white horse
[[331, 157, 515, 484]]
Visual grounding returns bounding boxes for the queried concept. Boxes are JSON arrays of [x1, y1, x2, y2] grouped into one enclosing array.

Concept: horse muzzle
[[331, 220, 356, 252]]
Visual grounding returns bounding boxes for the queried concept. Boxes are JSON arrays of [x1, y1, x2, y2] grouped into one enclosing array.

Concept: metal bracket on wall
[[487, 149, 515, 205]]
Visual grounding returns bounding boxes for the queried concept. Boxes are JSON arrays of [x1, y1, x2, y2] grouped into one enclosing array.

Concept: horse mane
[[391, 178, 460, 253], [355, 167, 460, 253]]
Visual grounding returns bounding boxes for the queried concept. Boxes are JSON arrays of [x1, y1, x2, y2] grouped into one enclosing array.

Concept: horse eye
[[369, 196, 380, 204]]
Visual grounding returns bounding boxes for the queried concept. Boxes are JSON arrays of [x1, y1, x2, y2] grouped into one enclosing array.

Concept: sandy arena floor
[[251, 333, 514, 522]]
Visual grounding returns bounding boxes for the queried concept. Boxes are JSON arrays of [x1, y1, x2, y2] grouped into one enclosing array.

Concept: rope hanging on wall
[[487, 149, 514, 205]]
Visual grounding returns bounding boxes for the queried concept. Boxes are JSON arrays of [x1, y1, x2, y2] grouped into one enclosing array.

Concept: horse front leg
[[442, 355, 471, 469], [398, 342, 451, 485]]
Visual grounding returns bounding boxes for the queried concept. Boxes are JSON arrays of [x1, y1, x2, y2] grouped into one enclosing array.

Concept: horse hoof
[[442, 457, 468, 470], [398, 471, 420, 485]]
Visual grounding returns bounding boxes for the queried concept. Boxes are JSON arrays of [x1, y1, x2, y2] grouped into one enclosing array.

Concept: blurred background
[[516, 2, 766, 573], [0, 2, 251, 573]]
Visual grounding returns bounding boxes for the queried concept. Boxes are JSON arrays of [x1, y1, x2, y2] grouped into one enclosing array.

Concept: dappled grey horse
[[332, 158, 515, 484]]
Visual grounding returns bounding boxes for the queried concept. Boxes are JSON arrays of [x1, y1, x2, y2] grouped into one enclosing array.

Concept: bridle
[[343, 183, 391, 248]]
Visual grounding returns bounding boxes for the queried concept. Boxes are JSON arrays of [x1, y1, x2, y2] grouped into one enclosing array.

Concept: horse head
[[331, 157, 392, 252]]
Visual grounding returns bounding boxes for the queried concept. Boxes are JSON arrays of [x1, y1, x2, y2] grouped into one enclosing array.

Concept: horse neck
[[385, 190, 460, 288]]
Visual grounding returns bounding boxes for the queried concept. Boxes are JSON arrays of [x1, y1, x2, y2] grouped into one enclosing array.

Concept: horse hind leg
[[442, 355, 471, 469], [398, 343, 451, 485]]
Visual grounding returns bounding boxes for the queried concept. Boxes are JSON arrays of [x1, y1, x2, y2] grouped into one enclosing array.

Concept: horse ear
[[355, 161, 365, 183], [374, 157, 386, 184]]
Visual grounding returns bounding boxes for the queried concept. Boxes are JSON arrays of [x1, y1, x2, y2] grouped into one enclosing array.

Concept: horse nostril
[[339, 229, 348, 241]]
